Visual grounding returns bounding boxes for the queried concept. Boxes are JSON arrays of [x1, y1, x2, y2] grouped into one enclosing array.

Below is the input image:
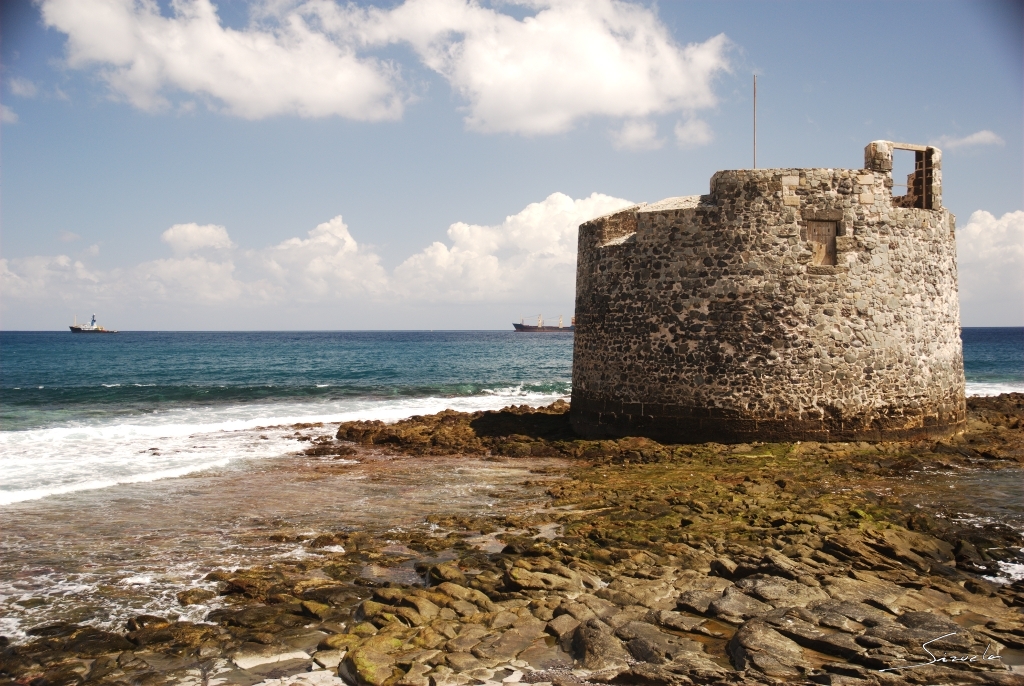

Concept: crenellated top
[[864, 140, 942, 210]]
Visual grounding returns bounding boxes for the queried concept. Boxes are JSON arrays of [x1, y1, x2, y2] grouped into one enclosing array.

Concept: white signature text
[[879, 632, 1003, 672]]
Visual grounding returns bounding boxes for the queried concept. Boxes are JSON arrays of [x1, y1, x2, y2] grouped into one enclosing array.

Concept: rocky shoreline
[[2, 395, 1023, 686]]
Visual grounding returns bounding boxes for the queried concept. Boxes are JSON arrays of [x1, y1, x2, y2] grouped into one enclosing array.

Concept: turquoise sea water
[[0, 331, 574, 432], [0, 328, 1020, 506]]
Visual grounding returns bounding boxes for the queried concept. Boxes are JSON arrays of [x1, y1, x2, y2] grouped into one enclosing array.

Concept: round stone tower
[[571, 141, 966, 443]]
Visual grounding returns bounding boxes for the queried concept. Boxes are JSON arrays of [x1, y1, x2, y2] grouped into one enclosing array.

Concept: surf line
[[878, 632, 1002, 672]]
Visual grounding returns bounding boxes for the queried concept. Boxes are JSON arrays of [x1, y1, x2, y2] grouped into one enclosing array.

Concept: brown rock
[[443, 651, 481, 671], [396, 662, 431, 686], [445, 625, 489, 653], [734, 574, 830, 608], [402, 596, 440, 621], [428, 563, 466, 585], [559, 601, 597, 622], [504, 567, 581, 593], [765, 614, 863, 660], [64, 627, 136, 656], [676, 590, 720, 615], [615, 621, 702, 663], [547, 614, 580, 641], [473, 628, 535, 661], [342, 648, 401, 686], [728, 618, 809, 677], [301, 600, 333, 620], [570, 619, 630, 671], [708, 587, 773, 623], [177, 588, 217, 606], [487, 610, 518, 630], [655, 611, 704, 633], [517, 638, 574, 670]]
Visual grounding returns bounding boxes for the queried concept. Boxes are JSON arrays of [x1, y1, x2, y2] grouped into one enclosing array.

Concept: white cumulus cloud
[[39, 0, 404, 119], [1, 105, 18, 124], [40, 0, 730, 136], [957, 210, 1024, 326], [161, 223, 234, 253], [253, 216, 388, 300], [393, 191, 633, 301], [0, 254, 105, 301], [324, 0, 731, 134], [932, 130, 1005, 150], [136, 256, 244, 303]]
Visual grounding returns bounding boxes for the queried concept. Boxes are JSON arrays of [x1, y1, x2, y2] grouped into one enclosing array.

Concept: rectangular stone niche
[[806, 221, 837, 266]]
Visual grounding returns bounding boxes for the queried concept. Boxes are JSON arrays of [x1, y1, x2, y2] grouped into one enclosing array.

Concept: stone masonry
[[571, 141, 966, 443]]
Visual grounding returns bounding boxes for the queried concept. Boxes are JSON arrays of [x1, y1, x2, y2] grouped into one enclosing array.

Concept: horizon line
[[1, 326, 1021, 333]]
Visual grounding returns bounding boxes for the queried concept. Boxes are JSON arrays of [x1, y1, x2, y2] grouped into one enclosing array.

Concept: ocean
[[0, 327, 1021, 639], [0, 331, 573, 506], [1, 328, 1021, 507]]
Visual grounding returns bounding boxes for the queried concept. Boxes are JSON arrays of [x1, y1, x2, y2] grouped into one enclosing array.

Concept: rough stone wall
[[571, 141, 965, 443]]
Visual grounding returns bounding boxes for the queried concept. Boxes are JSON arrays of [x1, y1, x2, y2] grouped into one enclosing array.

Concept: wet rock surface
[[3, 396, 1024, 685]]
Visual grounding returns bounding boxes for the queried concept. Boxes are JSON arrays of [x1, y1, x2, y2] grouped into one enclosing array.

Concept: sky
[[1, 0, 1021, 330]]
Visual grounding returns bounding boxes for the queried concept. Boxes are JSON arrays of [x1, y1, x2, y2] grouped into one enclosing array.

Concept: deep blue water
[[0, 328, 1019, 506], [960, 327, 1024, 391], [0, 331, 575, 432]]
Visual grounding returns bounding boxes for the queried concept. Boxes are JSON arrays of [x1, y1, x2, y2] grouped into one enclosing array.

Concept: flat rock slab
[[516, 639, 572, 670], [709, 588, 773, 623], [474, 628, 536, 662], [735, 574, 830, 607], [677, 589, 721, 615], [615, 620, 703, 663], [311, 650, 344, 670], [251, 671, 348, 686], [728, 618, 809, 678], [766, 615, 864, 660], [233, 650, 311, 671]]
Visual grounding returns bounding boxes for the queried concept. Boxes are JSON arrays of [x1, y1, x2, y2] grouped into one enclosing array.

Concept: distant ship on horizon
[[70, 314, 118, 334], [513, 315, 574, 333]]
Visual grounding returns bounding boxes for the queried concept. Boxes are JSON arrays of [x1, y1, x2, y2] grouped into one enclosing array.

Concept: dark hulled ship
[[512, 315, 574, 332], [70, 314, 118, 333]]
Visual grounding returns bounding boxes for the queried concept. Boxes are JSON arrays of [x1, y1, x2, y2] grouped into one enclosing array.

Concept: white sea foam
[[984, 560, 1024, 585], [0, 387, 567, 506], [121, 575, 154, 585], [967, 381, 1024, 396]]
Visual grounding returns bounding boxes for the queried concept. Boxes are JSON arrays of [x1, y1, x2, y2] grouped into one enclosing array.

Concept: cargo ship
[[513, 315, 574, 332], [70, 314, 118, 333]]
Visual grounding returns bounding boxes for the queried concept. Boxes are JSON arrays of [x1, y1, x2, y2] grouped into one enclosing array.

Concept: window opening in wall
[[806, 221, 837, 266], [891, 146, 934, 210], [891, 148, 915, 197]]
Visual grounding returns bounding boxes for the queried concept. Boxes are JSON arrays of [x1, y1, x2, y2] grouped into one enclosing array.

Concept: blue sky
[[1, 0, 1021, 330]]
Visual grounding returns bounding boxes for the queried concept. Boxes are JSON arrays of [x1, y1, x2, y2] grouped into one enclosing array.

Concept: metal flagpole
[[753, 74, 757, 169]]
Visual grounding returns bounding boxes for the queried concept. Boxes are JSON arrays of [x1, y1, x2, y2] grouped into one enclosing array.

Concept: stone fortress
[[571, 141, 966, 443]]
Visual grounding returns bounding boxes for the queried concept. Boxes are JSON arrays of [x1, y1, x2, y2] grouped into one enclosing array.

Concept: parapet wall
[[570, 141, 966, 443]]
